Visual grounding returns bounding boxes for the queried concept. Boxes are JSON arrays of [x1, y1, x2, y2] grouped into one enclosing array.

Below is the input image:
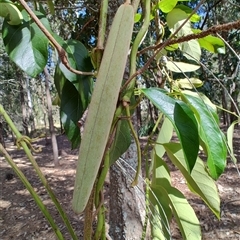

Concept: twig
[[139, 19, 240, 55]]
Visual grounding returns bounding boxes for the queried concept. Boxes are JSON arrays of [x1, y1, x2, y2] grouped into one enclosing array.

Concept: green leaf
[[227, 120, 239, 164], [57, 39, 93, 110], [150, 152, 172, 239], [166, 9, 201, 61], [182, 92, 227, 179], [134, 13, 141, 23], [2, 10, 50, 76], [0, 1, 23, 25], [180, 39, 201, 61], [150, 186, 172, 240], [54, 64, 67, 99], [158, 0, 177, 13], [152, 150, 171, 186], [182, 90, 217, 112], [177, 78, 203, 89], [109, 120, 131, 165], [60, 80, 83, 149], [166, 61, 200, 73], [192, 29, 225, 53], [176, 4, 201, 23], [155, 117, 174, 158], [163, 142, 220, 218], [166, 187, 201, 239], [151, 183, 201, 239], [166, 8, 188, 30], [47, 0, 55, 15], [141, 88, 199, 172]]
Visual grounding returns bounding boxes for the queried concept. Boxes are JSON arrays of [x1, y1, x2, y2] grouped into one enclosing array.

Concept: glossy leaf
[[109, 120, 131, 165], [182, 92, 227, 179], [54, 40, 93, 148], [182, 90, 217, 112], [164, 142, 220, 218], [141, 88, 199, 172], [60, 80, 83, 149], [2, 10, 51, 76], [57, 39, 93, 110]]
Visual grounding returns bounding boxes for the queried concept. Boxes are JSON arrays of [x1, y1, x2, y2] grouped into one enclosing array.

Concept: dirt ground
[[0, 127, 240, 240]]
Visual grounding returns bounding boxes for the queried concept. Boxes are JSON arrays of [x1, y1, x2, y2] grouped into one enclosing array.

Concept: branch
[[139, 19, 240, 55], [18, 0, 94, 76]]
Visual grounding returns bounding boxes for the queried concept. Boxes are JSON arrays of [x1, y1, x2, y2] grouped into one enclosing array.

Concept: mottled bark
[[109, 142, 145, 239]]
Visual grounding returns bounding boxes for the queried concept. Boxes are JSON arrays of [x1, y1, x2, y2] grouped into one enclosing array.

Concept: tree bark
[[18, 71, 30, 136], [44, 68, 59, 167], [109, 141, 146, 239]]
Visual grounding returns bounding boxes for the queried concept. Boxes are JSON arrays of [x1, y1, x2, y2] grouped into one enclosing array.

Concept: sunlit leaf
[[177, 78, 203, 89], [166, 9, 201, 61], [158, 0, 177, 13], [166, 61, 200, 72], [177, 4, 201, 22], [134, 13, 141, 23], [155, 117, 173, 158], [164, 142, 220, 218], [192, 29, 225, 53], [167, 187, 201, 239]]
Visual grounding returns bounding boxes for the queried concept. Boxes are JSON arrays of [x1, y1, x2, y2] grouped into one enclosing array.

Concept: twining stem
[[97, 0, 109, 49], [120, 0, 206, 93], [143, 113, 163, 178], [93, 150, 110, 239], [141, 178, 150, 240], [124, 103, 142, 186], [83, 184, 95, 240], [0, 104, 78, 240], [18, 0, 94, 76], [123, 0, 151, 102], [0, 144, 64, 239]]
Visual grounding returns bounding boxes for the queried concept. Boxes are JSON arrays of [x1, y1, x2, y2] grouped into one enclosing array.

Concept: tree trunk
[[109, 141, 146, 239], [0, 121, 5, 148], [44, 68, 59, 167], [18, 72, 30, 136]]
